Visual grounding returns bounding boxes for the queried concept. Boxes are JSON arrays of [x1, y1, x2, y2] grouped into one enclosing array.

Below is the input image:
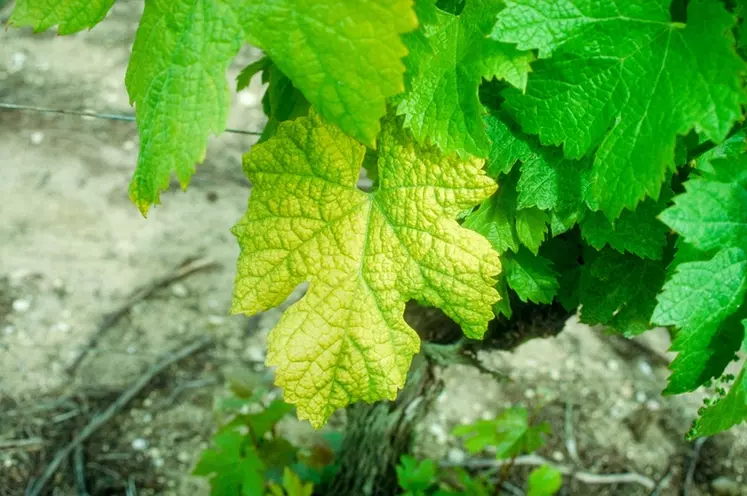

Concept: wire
[[0, 102, 264, 136]]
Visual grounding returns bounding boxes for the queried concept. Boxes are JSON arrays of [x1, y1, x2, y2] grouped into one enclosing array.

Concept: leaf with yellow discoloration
[[231, 110, 501, 427]]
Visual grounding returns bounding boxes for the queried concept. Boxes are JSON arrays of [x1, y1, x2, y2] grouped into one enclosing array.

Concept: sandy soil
[[1, 1, 745, 495]]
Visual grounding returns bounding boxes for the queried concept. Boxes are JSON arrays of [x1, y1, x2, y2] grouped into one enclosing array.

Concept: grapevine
[[9, 0, 747, 445]]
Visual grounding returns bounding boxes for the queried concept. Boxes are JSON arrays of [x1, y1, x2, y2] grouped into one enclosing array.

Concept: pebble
[[635, 391, 647, 403], [620, 383, 634, 399], [524, 388, 536, 399], [9, 52, 27, 72], [227, 337, 243, 350], [3, 325, 15, 336], [3, 458, 13, 468], [447, 448, 466, 464], [549, 369, 561, 381], [12, 298, 31, 313], [30, 131, 44, 145], [142, 413, 153, 423], [52, 322, 70, 333], [239, 91, 259, 107], [646, 400, 661, 411], [177, 451, 190, 464], [638, 361, 654, 376], [245, 346, 265, 362], [152, 458, 164, 468], [123, 140, 136, 151], [427, 423, 448, 445], [552, 451, 564, 462], [132, 438, 148, 451], [711, 476, 741, 496], [127, 345, 138, 354], [208, 315, 226, 326], [171, 283, 188, 298], [607, 359, 620, 371]]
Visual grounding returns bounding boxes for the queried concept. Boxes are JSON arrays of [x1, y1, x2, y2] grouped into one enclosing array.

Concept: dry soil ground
[[0, 2, 745, 495]]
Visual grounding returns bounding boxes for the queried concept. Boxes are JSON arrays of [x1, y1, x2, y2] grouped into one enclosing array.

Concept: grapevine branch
[[0, 102, 263, 136], [27, 336, 213, 496]]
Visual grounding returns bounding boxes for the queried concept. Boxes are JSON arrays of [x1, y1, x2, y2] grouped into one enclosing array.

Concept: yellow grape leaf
[[231, 110, 501, 427]]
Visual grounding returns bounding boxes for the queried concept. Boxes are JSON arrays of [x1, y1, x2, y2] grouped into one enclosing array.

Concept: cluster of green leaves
[[11, 0, 747, 436], [193, 373, 340, 495], [397, 406, 561, 495]]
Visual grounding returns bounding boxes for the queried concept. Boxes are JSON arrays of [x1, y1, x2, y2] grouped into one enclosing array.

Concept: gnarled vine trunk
[[323, 302, 572, 495]]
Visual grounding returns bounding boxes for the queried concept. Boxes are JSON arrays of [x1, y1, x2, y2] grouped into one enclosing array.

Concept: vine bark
[[324, 301, 573, 495]]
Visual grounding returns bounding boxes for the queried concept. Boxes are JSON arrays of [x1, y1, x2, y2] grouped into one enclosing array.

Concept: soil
[[0, 1, 745, 495]]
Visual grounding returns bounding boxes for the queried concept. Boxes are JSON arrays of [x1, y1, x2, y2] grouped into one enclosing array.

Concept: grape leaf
[[690, 362, 747, 438], [653, 248, 747, 393], [236, 57, 271, 92], [397, 0, 533, 156], [655, 155, 747, 394], [231, 110, 501, 427], [660, 155, 747, 253], [9, 0, 114, 34], [193, 428, 265, 496], [242, 0, 416, 147], [515, 208, 549, 256], [484, 111, 534, 177], [453, 407, 550, 459], [579, 248, 667, 337], [696, 130, 746, 174], [581, 195, 670, 260], [396, 455, 438, 494], [527, 465, 562, 496], [125, 0, 244, 215], [503, 249, 559, 304], [493, 0, 747, 218], [463, 170, 520, 255], [253, 62, 310, 143]]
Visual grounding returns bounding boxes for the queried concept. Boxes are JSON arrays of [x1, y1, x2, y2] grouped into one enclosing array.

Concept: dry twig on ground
[[443, 454, 658, 491], [26, 336, 212, 496], [66, 257, 218, 374]]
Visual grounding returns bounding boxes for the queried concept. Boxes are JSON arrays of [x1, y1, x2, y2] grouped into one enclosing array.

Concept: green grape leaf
[[125, 0, 244, 215], [236, 57, 271, 92], [9, 0, 114, 34], [579, 249, 667, 337], [275, 467, 314, 496], [398, 0, 533, 156], [193, 428, 265, 496], [660, 155, 747, 253], [516, 150, 591, 217], [515, 208, 549, 255], [654, 248, 747, 393], [242, 0, 416, 146], [527, 465, 563, 496], [503, 249, 559, 304], [255, 63, 310, 143], [484, 111, 534, 177], [247, 399, 295, 438], [696, 130, 746, 174], [493, 277, 513, 319], [231, 111, 501, 427], [453, 407, 550, 459], [464, 170, 520, 255], [493, 0, 747, 218], [581, 196, 669, 260], [396, 455, 438, 494], [691, 363, 747, 438], [655, 155, 747, 393]]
